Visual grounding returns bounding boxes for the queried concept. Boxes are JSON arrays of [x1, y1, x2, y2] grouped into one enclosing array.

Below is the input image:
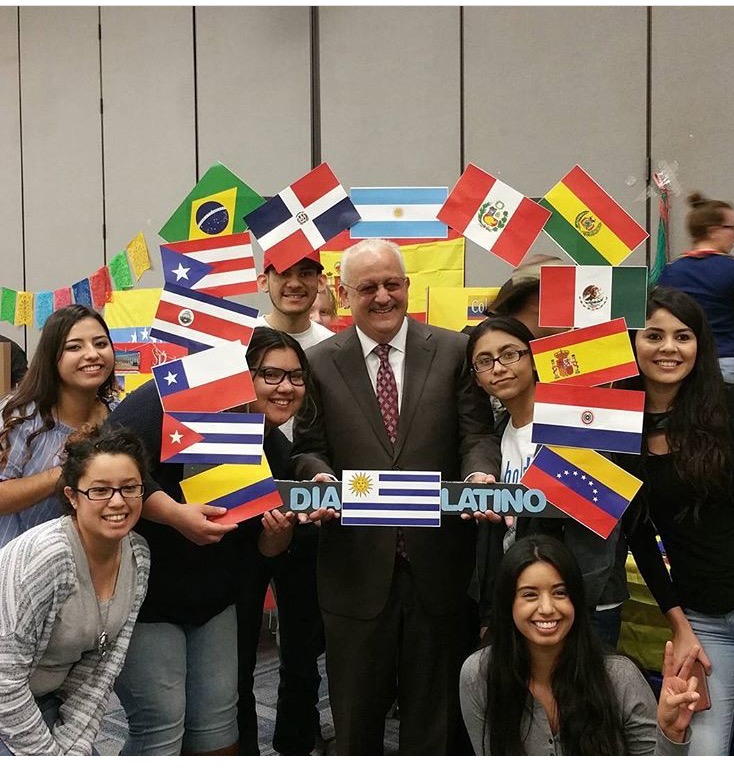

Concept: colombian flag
[[530, 318, 638, 386], [540, 165, 648, 266], [426, 286, 500, 332], [180, 454, 283, 525], [521, 445, 642, 538]]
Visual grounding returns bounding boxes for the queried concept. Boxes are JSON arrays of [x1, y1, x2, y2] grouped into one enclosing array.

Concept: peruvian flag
[[438, 164, 551, 267]]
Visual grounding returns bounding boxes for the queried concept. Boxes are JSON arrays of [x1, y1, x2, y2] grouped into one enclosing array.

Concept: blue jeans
[[114, 604, 239, 755], [685, 608, 734, 756]]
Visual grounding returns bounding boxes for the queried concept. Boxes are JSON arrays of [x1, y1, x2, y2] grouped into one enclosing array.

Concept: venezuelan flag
[[540, 165, 648, 266], [530, 318, 638, 386], [521, 446, 642, 538], [180, 454, 283, 525]]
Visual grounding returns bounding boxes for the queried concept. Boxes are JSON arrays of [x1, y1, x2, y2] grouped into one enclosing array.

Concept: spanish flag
[[180, 454, 283, 525], [540, 165, 648, 266], [530, 318, 638, 386]]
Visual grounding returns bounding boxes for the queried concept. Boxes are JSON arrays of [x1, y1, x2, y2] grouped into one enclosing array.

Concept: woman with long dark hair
[[616, 285, 734, 755], [0, 305, 116, 547], [460, 535, 698, 755]]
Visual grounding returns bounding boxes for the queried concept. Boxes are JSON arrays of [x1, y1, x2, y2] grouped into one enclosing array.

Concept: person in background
[[0, 425, 150, 755], [309, 285, 339, 332], [657, 191, 734, 383], [460, 535, 698, 755], [615, 285, 734, 755], [0, 333, 28, 388], [0, 305, 116, 549]]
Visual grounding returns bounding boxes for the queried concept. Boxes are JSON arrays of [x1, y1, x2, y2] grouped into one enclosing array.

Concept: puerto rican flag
[[152, 341, 255, 413], [244, 163, 360, 273], [438, 164, 551, 267], [161, 411, 265, 463], [152, 283, 259, 353], [160, 233, 257, 298]]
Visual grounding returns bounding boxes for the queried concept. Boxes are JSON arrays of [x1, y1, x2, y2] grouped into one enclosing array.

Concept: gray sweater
[[460, 648, 689, 756], [0, 517, 149, 755]]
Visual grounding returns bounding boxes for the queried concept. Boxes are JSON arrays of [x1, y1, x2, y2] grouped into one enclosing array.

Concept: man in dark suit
[[292, 238, 499, 755]]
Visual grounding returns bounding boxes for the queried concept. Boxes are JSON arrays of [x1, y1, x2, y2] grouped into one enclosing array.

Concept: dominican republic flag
[[160, 411, 265, 463], [152, 283, 259, 352], [349, 187, 448, 239], [532, 382, 645, 454], [160, 233, 257, 298], [244, 163, 360, 273], [341, 470, 442, 527], [180, 455, 283, 525], [438, 164, 551, 267], [539, 265, 648, 330], [151, 341, 255, 413], [521, 445, 642, 539]]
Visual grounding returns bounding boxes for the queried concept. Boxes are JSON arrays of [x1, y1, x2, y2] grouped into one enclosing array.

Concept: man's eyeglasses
[[341, 277, 408, 297], [251, 367, 306, 386], [472, 348, 531, 374], [74, 484, 145, 501]]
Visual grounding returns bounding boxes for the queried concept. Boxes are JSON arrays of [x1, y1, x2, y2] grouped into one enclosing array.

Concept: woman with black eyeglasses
[[466, 316, 627, 649], [0, 425, 150, 755]]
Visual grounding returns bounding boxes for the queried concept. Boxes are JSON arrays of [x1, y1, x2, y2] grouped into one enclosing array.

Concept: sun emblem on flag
[[579, 284, 608, 312], [393, 207, 404, 218], [478, 201, 508, 232], [349, 473, 372, 497], [574, 210, 602, 237]]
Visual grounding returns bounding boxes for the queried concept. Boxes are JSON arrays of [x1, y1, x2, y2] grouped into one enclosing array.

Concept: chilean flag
[[151, 341, 256, 413], [152, 283, 259, 353], [159, 233, 257, 298], [244, 163, 361, 273]]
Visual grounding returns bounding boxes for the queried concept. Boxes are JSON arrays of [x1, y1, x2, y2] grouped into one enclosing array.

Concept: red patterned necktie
[[374, 344, 407, 559]]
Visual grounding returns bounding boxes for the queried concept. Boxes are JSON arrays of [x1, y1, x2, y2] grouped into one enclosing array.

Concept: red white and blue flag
[[160, 411, 265, 464], [159, 233, 257, 298], [152, 283, 259, 352], [532, 383, 645, 454], [244, 163, 360, 273], [151, 341, 255, 413]]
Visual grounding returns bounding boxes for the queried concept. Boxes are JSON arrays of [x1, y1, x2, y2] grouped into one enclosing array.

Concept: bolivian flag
[[180, 454, 283, 525], [540, 166, 648, 266], [530, 318, 638, 386]]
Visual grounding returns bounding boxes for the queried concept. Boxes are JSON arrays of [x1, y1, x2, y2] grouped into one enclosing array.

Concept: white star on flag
[[170, 430, 184, 444], [164, 371, 178, 386], [173, 263, 190, 281]]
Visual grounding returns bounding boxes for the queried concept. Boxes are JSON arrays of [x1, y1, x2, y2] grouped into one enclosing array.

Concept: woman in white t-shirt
[[467, 316, 627, 646]]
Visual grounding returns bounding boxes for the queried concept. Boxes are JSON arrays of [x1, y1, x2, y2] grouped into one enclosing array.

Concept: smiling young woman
[[0, 305, 117, 548]]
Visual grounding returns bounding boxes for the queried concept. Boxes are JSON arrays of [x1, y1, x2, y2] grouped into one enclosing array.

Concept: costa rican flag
[[244, 163, 360, 273], [341, 470, 442, 527], [152, 283, 259, 353], [151, 341, 255, 413], [161, 412, 265, 463], [160, 233, 257, 298]]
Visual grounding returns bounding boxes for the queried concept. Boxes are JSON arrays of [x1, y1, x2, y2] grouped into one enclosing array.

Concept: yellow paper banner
[[14, 291, 34, 326], [104, 288, 162, 329], [126, 232, 152, 280]]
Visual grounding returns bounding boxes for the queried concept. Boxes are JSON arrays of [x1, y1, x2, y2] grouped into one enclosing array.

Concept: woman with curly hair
[[0, 305, 116, 547]]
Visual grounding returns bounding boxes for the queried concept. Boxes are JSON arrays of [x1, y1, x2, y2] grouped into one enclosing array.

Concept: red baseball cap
[[262, 249, 323, 274]]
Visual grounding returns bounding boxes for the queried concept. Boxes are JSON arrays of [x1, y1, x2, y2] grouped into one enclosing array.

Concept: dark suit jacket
[[292, 319, 500, 620]]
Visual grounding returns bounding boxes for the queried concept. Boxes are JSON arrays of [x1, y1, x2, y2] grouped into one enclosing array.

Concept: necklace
[[96, 598, 111, 658]]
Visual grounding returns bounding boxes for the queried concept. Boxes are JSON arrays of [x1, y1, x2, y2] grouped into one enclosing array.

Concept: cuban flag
[[161, 411, 265, 464], [349, 187, 448, 239], [152, 283, 259, 352], [159, 233, 257, 298], [151, 341, 255, 413], [341, 470, 442, 527], [532, 383, 645, 454], [244, 163, 360, 273]]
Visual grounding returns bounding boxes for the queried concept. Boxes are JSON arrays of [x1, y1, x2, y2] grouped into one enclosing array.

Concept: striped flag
[[540, 165, 648, 266], [152, 283, 258, 352], [530, 318, 638, 386], [159, 162, 264, 243], [521, 445, 642, 538], [160, 233, 257, 298], [532, 382, 645, 454], [539, 265, 648, 329], [349, 186, 448, 239], [160, 411, 265, 463], [151, 341, 255, 412], [180, 455, 283, 525], [341, 470, 442, 527], [245, 163, 360, 273], [437, 164, 551, 267]]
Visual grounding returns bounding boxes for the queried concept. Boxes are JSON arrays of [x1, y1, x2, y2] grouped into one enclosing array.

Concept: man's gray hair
[[340, 238, 406, 285]]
